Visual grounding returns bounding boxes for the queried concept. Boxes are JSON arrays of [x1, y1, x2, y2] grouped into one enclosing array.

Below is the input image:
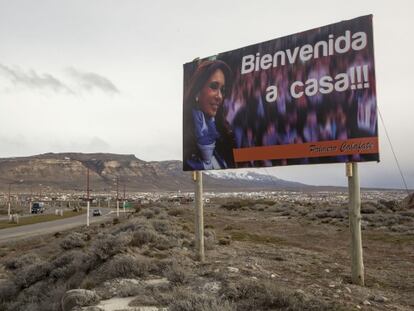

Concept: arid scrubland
[[0, 196, 413, 311]]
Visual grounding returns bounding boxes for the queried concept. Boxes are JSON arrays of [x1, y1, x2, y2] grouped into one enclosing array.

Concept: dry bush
[[152, 234, 177, 251], [328, 210, 347, 219], [400, 210, 414, 217], [250, 204, 267, 211], [59, 232, 86, 250], [220, 278, 342, 311], [204, 229, 216, 250], [167, 207, 185, 217], [91, 233, 129, 261], [4, 253, 41, 271], [66, 271, 87, 289], [152, 206, 162, 215], [168, 287, 234, 311], [139, 208, 156, 219], [131, 227, 158, 247], [379, 199, 399, 211], [110, 222, 138, 235], [221, 202, 242, 211], [152, 219, 172, 234], [49, 250, 87, 280], [385, 216, 398, 227], [13, 261, 51, 289], [102, 254, 153, 279], [88, 254, 155, 286], [361, 205, 376, 214], [164, 261, 189, 285], [0, 280, 18, 303]]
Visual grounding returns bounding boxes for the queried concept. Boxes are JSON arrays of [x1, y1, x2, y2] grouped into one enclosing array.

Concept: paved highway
[[0, 208, 120, 243]]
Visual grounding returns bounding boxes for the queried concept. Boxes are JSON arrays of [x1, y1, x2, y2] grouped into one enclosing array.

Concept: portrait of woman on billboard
[[183, 60, 235, 171]]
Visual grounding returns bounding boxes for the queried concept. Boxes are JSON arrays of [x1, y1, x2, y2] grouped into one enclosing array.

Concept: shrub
[[91, 234, 129, 261], [219, 236, 231, 245], [152, 206, 162, 215], [93, 254, 154, 283], [152, 234, 177, 250], [110, 222, 137, 235], [361, 205, 376, 214], [168, 207, 185, 217], [60, 232, 86, 250], [220, 279, 343, 311], [152, 219, 172, 234], [50, 251, 83, 280], [131, 228, 158, 247], [221, 202, 241, 211], [14, 262, 51, 289], [4, 253, 41, 271], [0, 280, 18, 303], [204, 229, 216, 250], [140, 209, 155, 219], [164, 262, 189, 285], [168, 288, 234, 311]]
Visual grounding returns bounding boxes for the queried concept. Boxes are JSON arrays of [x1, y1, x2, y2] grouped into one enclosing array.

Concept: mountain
[[0, 153, 312, 192]]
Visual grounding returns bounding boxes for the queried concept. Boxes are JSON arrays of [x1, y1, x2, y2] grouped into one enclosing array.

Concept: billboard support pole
[[346, 162, 364, 286], [194, 171, 205, 262]]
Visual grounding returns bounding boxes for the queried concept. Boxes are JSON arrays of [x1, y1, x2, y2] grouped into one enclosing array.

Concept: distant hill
[[0, 153, 318, 192]]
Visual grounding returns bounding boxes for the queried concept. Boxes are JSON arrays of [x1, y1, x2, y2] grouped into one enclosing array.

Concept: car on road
[[31, 202, 45, 214], [92, 209, 102, 216]]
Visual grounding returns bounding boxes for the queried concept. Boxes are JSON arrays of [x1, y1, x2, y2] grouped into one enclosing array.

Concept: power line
[[378, 107, 410, 195]]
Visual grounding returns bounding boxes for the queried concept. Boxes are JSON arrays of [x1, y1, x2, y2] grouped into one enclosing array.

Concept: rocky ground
[[0, 194, 413, 311]]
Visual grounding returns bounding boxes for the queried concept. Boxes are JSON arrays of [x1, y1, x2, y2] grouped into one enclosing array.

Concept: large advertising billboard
[[183, 15, 379, 171]]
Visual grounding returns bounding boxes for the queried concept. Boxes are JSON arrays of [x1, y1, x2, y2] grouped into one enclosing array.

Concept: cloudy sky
[[0, 0, 413, 189]]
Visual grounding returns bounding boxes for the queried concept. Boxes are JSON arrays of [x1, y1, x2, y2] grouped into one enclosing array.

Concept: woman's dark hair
[[183, 60, 235, 170], [184, 60, 232, 108]]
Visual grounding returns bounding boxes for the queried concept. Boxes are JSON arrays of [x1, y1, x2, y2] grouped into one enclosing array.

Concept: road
[[0, 208, 123, 243]]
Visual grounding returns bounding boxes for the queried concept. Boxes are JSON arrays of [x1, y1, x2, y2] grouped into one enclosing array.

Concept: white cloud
[[66, 67, 120, 94], [0, 64, 72, 93]]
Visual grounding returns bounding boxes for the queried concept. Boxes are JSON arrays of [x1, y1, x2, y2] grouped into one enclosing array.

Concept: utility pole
[[123, 183, 126, 215], [86, 168, 90, 226], [116, 177, 119, 217], [29, 186, 33, 214], [7, 183, 11, 217]]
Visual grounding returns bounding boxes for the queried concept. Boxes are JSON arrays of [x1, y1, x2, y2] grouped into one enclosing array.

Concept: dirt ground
[[178, 200, 414, 310]]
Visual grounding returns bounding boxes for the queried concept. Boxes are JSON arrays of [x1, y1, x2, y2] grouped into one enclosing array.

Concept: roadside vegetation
[[0, 197, 412, 311]]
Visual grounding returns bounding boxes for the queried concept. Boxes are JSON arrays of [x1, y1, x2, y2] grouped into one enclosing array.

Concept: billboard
[[183, 15, 379, 171]]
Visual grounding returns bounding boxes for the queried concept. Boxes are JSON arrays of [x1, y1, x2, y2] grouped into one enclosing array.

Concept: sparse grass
[[0, 210, 86, 229], [229, 230, 286, 245], [367, 232, 414, 244]]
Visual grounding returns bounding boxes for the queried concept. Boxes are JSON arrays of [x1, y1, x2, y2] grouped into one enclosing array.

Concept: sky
[[0, 0, 413, 189]]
